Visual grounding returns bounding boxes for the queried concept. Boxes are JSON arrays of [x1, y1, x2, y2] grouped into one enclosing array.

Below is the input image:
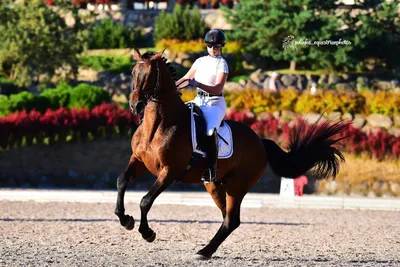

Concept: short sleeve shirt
[[192, 55, 229, 91]]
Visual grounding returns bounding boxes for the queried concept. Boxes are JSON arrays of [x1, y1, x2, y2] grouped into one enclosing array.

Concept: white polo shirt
[[192, 55, 229, 92]]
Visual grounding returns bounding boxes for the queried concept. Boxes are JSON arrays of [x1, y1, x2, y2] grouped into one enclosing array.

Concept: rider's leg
[[202, 128, 218, 183]]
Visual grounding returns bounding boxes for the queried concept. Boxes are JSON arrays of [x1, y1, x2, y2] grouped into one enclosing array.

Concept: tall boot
[[201, 129, 218, 183]]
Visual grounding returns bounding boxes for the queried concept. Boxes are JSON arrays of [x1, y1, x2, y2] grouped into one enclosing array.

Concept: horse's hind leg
[[204, 183, 227, 219], [114, 157, 146, 230], [195, 194, 244, 260], [138, 168, 174, 242]]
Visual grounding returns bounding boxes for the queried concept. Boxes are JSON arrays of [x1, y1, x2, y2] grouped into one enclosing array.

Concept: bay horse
[[114, 49, 348, 260]]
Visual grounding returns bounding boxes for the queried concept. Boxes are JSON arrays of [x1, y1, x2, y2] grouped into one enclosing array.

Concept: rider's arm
[[197, 73, 228, 95], [175, 67, 196, 85]]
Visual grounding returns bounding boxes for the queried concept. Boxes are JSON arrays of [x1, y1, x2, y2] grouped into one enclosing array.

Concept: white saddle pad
[[189, 104, 233, 159]]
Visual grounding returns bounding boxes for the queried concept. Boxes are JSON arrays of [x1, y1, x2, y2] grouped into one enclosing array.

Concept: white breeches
[[189, 95, 226, 136]]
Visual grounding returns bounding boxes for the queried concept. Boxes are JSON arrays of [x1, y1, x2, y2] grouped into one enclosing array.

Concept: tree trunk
[[290, 61, 296, 72]]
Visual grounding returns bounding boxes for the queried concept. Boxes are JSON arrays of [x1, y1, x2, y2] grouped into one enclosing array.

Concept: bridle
[[131, 60, 160, 102]]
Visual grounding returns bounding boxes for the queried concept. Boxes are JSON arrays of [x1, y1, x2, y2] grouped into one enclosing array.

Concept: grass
[[78, 55, 133, 73], [336, 153, 400, 183]]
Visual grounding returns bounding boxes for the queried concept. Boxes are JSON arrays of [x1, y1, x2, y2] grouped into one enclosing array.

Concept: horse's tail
[[262, 118, 349, 180]]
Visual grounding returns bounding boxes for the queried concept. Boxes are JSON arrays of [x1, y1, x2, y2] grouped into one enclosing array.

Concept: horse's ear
[[132, 48, 141, 61], [150, 49, 165, 61]]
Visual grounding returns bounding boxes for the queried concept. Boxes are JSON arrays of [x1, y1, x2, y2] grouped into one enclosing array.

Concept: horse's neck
[[143, 93, 188, 130]]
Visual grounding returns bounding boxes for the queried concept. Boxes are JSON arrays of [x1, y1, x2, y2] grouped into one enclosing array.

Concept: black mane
[[141, 52, 177, 81]]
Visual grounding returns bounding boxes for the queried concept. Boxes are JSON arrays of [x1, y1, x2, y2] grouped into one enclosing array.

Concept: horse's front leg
[[138, 167, 173, 242], [114, 157, 146, 230]]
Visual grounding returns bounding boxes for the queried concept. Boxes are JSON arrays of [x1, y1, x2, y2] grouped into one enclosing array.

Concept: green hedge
[[0, 83, 111, 116]]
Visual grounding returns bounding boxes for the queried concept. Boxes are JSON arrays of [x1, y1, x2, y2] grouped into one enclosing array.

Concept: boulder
[[352, 114, 366, 129], [296, 75, 308, 91], [326, 111, 342, 121], [244, 80, 263, 90], [336, 83, 354, 91], [342, 113, 353, 121], [303, 113, 326, 125], [318, 74, 328, 85], [280, 74, 298, 87], [249, 69, 266, 85], [394, 116, 400, 127], [366, 114, 393, 129], [224, 82, 243, 92], [388, 127, 400, 137], [374, 80, 393, 90], [328, 74, 342, 85], [281, 110, 298, 122]]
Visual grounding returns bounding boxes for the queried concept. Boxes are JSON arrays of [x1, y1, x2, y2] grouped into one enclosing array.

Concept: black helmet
[[205, 29, 226, 47]]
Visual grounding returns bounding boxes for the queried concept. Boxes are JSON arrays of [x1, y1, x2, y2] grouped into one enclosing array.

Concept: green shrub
[[0, 95, 10, 116], [78, 55, 133, 73], [0, 0, 88, 87], [8, 91, 49, 113], [41, 83, 73, 109], [68, 84, 111, 109], [154, 4, 207, 43], [88, 19, 142, 49]]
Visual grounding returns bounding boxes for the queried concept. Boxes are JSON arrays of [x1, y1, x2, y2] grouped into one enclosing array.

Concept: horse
[[114, 49, 348, 260]]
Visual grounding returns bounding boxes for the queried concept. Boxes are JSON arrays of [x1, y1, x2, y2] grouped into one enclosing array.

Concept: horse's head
[[129, 49, 177, 117]]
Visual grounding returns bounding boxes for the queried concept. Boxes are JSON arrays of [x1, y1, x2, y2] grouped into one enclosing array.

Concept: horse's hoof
[[124, 215, 135, 231], [145, 231, 156, 243], [194, 252, 211, 261]]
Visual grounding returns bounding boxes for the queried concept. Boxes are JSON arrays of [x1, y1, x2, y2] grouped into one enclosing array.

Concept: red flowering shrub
[[1, 105, 398, 161]]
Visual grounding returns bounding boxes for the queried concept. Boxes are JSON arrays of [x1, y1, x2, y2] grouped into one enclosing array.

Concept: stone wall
[[0, 138, 296, 193]]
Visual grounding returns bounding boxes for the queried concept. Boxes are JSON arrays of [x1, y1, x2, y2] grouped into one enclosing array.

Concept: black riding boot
[[201, 129, 218, 183]]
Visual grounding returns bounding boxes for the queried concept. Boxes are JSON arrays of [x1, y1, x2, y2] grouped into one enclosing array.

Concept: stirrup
[[201, 168, 214, 184]]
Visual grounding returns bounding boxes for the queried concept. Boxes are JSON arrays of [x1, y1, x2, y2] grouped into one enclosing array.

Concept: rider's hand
[[188, 79, 198, 87]]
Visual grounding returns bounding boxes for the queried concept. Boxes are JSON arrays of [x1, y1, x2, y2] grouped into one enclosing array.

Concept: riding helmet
[[204, 29, 226, 47]]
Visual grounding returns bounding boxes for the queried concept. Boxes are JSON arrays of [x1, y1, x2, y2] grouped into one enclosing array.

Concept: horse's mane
[[141, 52, 177, 81]]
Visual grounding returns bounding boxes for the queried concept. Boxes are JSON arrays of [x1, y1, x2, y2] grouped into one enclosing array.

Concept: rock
[[391, 79, 399, 88], [244, 80, 263, 90], [327, 111, 342, 121], [325, 181, 337, 195], [238, 79, 247, 87], [318, 74, 328, 85], [342, 113, 353, 121], [303, 113, 326, 125], [296, 75, 308, 91], [366, 114, 393, 129], [390, 182, 400, 196], [374, 80, 393, 90], [256, 112, 274, 121], [280, 74, 298, 87], [388, 128, 400, 137], [352, 115, 366, 129], [393, 116, 400, 127], [181, 59, 193, 69], [336, 83, 354, 91], [272, 111, 281, 119], [361, 125, 381, 135], [328, 74, 342, 85], [249, 69, 265, 85], [224, 82, 243, 92], [281, 110, 298, 122]]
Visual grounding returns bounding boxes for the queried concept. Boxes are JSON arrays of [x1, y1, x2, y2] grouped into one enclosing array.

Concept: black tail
[[262, 118, 349, 180]]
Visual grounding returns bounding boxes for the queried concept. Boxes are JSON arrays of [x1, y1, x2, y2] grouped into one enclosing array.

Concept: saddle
[[186, 102, 233, 159]]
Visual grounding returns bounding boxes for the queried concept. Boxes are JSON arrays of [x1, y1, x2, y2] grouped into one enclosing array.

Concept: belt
[[197, 90, 223, 97]]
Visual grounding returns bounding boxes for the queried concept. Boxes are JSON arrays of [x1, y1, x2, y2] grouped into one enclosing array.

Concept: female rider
[[176, 29, 229, 183]]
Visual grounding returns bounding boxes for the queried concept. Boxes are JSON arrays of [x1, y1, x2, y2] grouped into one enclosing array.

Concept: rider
[[176, 29, 229, 183]]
